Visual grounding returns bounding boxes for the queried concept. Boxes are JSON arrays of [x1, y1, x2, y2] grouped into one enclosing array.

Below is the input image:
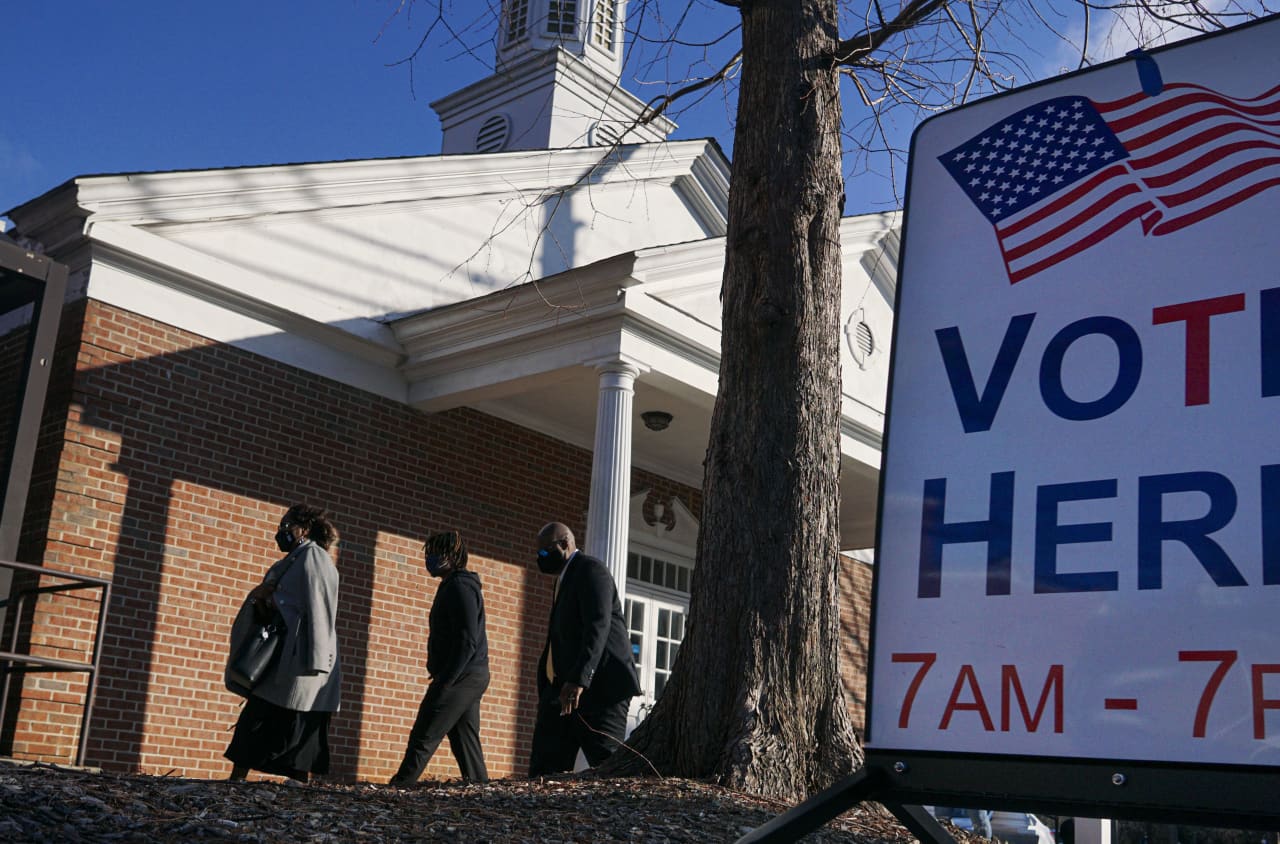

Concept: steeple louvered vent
[[547, 0, 577, 36], [591, 122, 622, 147], [476, 114, 512, 152], [592, 0, 618, 52], [506, 0, 530, 42]]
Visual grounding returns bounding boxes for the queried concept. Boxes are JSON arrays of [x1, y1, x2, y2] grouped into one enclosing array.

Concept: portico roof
[[391, 212, 900, 549]]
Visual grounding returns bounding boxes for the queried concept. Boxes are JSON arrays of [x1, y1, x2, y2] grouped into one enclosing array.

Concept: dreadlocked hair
[[285, 504, 340, 551], [425, 530, 468, 570]]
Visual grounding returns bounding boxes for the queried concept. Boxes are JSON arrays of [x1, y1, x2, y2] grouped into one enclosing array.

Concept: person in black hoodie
[[389, 530, 490, 784]]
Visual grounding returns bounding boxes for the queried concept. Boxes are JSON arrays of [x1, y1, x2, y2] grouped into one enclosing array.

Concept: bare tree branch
[[639, 48, 744, 124], [833, 0, 952, 67]]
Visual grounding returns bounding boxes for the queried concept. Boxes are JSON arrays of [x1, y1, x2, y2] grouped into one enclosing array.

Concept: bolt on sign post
[[740, 12, 1280, 843]]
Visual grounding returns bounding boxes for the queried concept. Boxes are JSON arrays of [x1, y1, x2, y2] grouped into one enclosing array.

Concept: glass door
[[625, 591, 688, 733]]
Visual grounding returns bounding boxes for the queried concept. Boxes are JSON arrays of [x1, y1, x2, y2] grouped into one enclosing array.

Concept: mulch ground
[[0, 759, 971, 843]]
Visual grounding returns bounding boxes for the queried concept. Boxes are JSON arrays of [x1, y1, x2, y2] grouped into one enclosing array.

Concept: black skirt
[[225, 695, 331, 777]]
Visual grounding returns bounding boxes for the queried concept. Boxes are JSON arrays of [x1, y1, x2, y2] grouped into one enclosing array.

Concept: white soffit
[[84, 221, 409, 401], [86, 222, 399, 357]]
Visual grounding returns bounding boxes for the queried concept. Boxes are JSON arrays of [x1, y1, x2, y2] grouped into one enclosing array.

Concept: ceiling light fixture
[[641, 410, 673, 431]]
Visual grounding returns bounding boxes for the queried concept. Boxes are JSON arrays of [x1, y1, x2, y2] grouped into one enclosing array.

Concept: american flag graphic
[[940, 82, 1280, 283]]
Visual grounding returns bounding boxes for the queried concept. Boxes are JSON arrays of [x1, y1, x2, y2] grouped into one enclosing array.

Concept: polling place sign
[[867, 13, 1280, 819]]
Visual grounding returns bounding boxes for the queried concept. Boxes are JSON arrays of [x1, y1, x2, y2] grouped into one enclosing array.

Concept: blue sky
[[1, 2, 492, 214], [1, 1, 1236, 223], [3, 1, 750, 218]]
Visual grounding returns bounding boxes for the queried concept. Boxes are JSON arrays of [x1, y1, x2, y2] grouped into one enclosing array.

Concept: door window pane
[[626, 598, 647, 674], [629, 551, 691, 596], [626, 548, 692, 717]]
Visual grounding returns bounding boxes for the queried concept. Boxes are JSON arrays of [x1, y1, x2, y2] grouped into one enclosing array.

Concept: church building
[[0, 0, 899, 780]]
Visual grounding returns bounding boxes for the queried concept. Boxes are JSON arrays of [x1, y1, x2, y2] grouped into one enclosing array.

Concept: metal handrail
[[0, 558, 112, 767]]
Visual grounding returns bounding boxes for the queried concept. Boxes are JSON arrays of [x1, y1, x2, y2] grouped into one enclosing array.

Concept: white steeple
[[498, 0, 624, 77], [431, 0, 675, 154]]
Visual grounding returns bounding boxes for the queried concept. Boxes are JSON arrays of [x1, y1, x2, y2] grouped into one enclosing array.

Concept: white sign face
[[870, 16, 1280, 768]]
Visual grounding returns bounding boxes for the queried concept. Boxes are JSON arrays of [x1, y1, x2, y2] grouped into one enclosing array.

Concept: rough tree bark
[[607, 0, 861, 801]]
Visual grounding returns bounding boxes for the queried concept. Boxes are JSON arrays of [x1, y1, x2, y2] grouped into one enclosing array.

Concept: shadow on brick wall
[[3, 300, 597, 780]]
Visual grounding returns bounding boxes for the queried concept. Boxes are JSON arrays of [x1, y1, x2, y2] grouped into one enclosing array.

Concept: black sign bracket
[[738, 750, 1280, 841], [735, 764, 957, 844]]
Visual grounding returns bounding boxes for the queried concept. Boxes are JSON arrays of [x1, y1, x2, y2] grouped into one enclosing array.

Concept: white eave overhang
[[84, 219, 405, 366]]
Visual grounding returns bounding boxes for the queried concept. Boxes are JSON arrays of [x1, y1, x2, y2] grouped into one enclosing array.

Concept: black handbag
[[228, 609, 287, 690], [228, 554, 298, 691]]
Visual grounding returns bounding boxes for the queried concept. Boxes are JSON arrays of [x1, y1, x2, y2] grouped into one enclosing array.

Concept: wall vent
[[855, 321, 875, 359], [591, 121, 622, 147], [846, 310, 877, 369], [476, 113, 512, 152]]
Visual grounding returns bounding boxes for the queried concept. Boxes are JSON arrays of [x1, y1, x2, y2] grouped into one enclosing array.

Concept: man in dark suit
[[528, 522, 642, 776]]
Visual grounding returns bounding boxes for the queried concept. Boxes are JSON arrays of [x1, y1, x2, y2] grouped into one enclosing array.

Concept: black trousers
[[391, 668, 489, 783], [527, 686, 631, 776]]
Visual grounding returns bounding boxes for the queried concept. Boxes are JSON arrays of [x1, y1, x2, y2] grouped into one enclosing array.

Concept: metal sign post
[[742, 12, 1280, 841], [0, 237, 68, 561], [736, 767, 956, 844]]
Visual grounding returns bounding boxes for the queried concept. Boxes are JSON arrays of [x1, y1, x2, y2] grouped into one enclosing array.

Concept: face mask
[[425, 554, 451, 576], [275, 527, 296, 553], [537, 545, 567, 575]]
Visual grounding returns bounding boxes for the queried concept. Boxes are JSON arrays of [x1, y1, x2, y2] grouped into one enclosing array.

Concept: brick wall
[[8, 299, 593, 780], [1, 298, 87, 759], [839, 558, 873, 737], [6, 297, 873, 779]]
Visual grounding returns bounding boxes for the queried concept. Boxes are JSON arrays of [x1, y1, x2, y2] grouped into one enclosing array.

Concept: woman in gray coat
[[225, 504, 342, 782]]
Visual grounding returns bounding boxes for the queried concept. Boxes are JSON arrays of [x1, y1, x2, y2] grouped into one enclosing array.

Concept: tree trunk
[[609, 0, 861, 801]]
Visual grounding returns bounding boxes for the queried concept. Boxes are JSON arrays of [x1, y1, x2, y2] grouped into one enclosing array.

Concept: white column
[[585, 361, 639, 600]]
